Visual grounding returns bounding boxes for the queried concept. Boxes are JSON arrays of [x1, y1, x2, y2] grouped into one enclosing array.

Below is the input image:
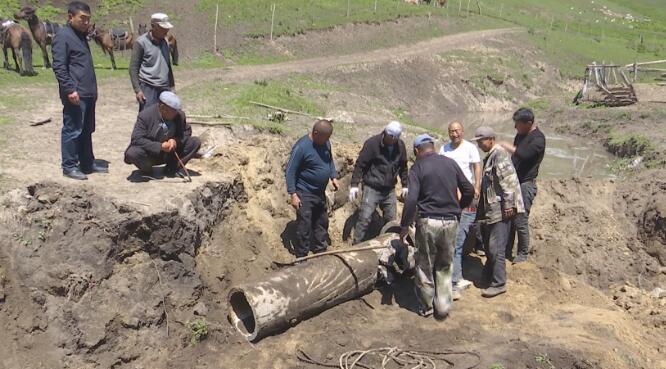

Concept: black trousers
[[481, 219, 511, 288], [295, 191, 329, 258], [124, 136, 201, 174]]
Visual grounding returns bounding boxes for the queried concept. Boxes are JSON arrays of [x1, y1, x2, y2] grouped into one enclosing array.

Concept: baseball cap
[[413, 133, 435, 148], [385, 121, 403, 137], [151, 13, 173, 29], [159, 91, 182, 110], [471, 126, 496, 141]]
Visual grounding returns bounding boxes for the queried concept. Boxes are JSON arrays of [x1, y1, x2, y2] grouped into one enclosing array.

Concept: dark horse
[[138, 23, 178, 65], [88, 23, 135, 70], [14, 6, 62, 68], [0, 18, 34, 76]]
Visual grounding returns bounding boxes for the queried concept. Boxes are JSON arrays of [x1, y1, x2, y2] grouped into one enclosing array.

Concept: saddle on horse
[[42, 21, 62, 38], [111, 29, 129, 40]]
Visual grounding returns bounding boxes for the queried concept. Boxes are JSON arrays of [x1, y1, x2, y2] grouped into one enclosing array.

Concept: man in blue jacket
[[52, 1, 105, 180], [285, 120, 339, 258]]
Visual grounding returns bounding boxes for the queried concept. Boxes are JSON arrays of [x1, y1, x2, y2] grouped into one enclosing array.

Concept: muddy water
[[424, 112, 614, 179]]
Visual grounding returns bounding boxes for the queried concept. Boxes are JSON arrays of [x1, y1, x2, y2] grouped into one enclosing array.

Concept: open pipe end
[[228, 288, 258, 341]]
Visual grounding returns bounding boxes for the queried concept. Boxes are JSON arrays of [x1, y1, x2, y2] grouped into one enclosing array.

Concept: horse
[[14, 5, 62, 68], [88, 23, 135, 70], [138, 23, 179, 65], [0, 19, 35, 76]]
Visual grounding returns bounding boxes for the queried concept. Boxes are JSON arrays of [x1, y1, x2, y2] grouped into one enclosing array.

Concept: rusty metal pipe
[[228, 233, 402, 342]]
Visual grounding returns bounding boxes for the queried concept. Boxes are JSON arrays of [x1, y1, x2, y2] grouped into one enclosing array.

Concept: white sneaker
[[456, 279, 473, 290]]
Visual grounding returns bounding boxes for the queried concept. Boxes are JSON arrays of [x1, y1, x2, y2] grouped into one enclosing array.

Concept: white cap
[[159, 91, 181, 110], [151, 13, 173, 29], [385, 121, 403, 137]]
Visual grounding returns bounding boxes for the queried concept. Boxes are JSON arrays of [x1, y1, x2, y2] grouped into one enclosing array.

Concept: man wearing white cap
[[129, 12, 175, 112], [124, 91, 201, 178], [349, 121, 409, 244]]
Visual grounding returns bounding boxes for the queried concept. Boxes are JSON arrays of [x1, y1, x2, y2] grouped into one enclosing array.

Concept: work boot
[[63, 168, 87, 180], [481, 285, 507, 298], [81, 163, 108, 174], [513, 254, 528, 264]]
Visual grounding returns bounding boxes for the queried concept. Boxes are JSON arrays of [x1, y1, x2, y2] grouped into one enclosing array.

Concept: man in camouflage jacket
[[472, 126, 525, 298]]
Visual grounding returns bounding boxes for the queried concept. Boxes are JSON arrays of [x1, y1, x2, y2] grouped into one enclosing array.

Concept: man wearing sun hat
[[349, 121, 409, 244], [399, 133, 474, 320], [472, 126, 524, 298], [124, 91, 201, 178], [129, 12, 175, 112]]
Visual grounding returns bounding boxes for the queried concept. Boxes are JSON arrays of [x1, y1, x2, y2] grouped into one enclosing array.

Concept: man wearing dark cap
[[285, 120, 340, 258], [349, 120, 409, 244], [473, 126, 524, 297], [498, 107, 546, 263], [124, 91, 201, 178], [129, 12, 175, 112], [400, 134, 474, 319]]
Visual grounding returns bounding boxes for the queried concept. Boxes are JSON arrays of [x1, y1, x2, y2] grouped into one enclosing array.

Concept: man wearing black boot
[[124, 91, 200, 178]]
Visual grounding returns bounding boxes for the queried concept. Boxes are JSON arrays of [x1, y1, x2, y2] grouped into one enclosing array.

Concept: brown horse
[[14, 6, 62, 69], [0, 19, 35, 75], [138, 23, 179, 65], [88, 23, 135, 70]]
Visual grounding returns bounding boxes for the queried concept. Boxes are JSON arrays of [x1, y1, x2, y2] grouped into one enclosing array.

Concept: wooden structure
[[574, 62, 637, 107], [625, 59, 666, 85]]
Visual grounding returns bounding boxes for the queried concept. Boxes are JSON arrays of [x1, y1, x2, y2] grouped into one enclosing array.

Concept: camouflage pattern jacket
[[477, 145, 525, 224]]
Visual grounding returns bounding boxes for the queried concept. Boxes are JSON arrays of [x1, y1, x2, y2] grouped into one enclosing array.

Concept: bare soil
[[0, 23, 664, 369]]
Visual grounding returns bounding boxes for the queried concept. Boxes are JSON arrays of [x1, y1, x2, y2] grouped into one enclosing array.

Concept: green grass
[[186, 318, 208, 345], [197, 0, 450, 38], [606, 131, 656, 157], [179, 74, 328, 133]]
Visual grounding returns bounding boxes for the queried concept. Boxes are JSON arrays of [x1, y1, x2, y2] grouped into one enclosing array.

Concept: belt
[[464, 207, 477, 212], [522, 179, 537, 184], [419, 216, 458, 221]]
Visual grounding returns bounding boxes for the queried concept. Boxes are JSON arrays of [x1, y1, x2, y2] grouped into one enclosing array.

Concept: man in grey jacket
[[129, 13, 175, 112]]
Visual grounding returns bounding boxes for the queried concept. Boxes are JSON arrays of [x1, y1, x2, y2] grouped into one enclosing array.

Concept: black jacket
[[400, 152, 474, 227], [350, 133, 408, 191], [125, 104, 193, 157], [52, 24, 97, 102]]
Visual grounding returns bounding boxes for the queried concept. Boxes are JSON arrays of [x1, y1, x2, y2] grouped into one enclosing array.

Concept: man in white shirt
[[439, 122, 481, 298]]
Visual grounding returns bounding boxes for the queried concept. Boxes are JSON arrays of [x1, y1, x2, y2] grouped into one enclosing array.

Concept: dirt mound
[[531, 176, 665, 291], [0, 179, 244, 369]]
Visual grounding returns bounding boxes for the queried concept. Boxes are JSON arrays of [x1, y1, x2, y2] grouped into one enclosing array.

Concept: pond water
[[422, 112, 614, 179]]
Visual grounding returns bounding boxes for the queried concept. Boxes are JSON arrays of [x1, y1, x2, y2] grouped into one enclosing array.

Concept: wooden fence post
[[499, 3, 503, 18], [270, 3, 276, 41], [213, 3, 219, 52]]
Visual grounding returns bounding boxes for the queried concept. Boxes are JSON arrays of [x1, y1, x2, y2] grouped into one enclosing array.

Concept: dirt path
[[0, 27, 520, 213], [178, 27, 522, 86]]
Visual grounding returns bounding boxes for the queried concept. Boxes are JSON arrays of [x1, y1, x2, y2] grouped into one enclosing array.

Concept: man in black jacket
[[349, 121, 408, 244], [52, 1, 105, 180], [499, 108, 546, 263], [400, 134, 474, 319], [124, 91, 201, 178]]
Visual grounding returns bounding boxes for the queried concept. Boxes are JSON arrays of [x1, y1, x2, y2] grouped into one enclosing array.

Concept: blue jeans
[[61, 97, 96, 172], [452, 209, 475, 284], [353, 186, 397, 244], [507, 181, 538, 258]]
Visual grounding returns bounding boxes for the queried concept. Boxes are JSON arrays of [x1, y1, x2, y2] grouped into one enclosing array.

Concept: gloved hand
[[349, 187, 359, 202], [401, 188, 409, 199]]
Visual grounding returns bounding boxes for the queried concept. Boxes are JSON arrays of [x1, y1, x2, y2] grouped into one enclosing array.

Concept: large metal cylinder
[[228, 233, 401, 341]]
